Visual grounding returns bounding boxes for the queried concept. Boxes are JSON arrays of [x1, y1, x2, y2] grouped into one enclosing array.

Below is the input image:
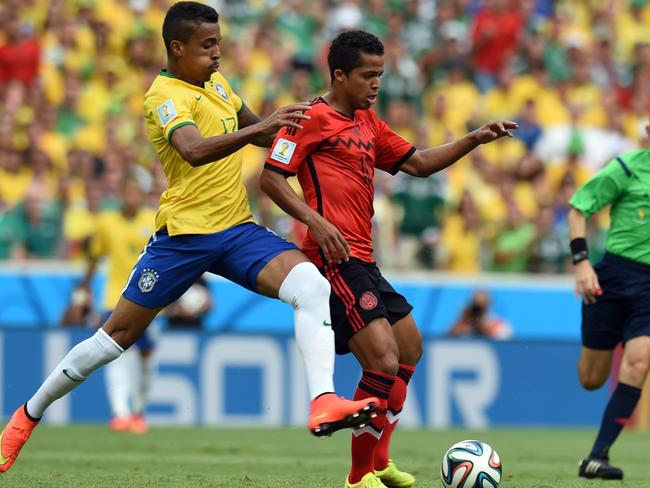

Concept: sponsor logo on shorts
[[138, 268, 159, 293], [359, 291, 378, 311]]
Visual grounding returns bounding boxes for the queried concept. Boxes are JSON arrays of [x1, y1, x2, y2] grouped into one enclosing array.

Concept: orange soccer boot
[[0, 404, 40, 473], [108, 416, 131, 432], [129, 414, 149, 435], [309, 393, 378, 437]]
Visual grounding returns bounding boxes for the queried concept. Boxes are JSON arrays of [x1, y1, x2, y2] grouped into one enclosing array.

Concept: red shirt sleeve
[[374, 118, 416, 175], [265, 109, 323, 177]]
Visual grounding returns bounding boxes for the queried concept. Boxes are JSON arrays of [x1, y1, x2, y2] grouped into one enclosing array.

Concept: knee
[[289, 264, 330, 306], [309, 272, 331, 301], [620, 356, 650, 387], [370, 349, 400, 377], [578, 364, 608, 390], [580, 374, 606, 391]]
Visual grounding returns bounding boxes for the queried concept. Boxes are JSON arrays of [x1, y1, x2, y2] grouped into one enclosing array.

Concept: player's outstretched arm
[[171, 103, 312, 167], [260, 168, 350, 263], [400, 120, 518, 177], [236, 104, 281, 148], [568, 207, 602, 304]]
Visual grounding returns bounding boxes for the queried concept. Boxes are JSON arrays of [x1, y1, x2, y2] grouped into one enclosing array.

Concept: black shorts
[[321, 258, 413, 355], [582, 253, 650, 350]]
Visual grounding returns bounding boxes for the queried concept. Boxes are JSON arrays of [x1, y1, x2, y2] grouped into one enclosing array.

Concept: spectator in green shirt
[[0, 202, 24, 259], [15, 189, 63, 258], [489, 199, 536, 272]]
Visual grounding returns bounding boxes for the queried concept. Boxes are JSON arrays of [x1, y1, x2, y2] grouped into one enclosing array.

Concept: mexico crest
[[359, 291, 378, 311]]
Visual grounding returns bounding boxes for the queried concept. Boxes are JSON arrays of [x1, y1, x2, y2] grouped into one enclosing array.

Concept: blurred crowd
[[0, 0, 649, 273]]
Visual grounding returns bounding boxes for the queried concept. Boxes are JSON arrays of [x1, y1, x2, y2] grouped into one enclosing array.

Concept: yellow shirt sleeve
[[147, 91, 197, 143]]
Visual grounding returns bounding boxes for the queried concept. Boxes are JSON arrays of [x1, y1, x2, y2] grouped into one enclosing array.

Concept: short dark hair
[[162, 1, 219, 55], [327, 31, 384, 80]]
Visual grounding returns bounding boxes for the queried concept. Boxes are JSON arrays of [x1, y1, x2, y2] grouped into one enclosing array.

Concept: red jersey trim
[[388, 145, 416, 175], [264, 162, 295, 177], [305, 155, 330, 266]]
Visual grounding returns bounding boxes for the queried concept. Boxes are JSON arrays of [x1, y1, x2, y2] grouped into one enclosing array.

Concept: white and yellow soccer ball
[[440, 440, 502, 488]]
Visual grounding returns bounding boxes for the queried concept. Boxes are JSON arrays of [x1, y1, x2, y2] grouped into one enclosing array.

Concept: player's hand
[[307, 213, 351, 264], [61, 286, 92, 326], [72, 285, 92, 307], [257, 103, 312, 137], [471, 120, 518, 144], [574, 260, 603, 304]]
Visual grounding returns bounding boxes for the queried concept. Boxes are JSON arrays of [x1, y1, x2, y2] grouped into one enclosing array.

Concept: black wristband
[[570, 238, 588, 264]]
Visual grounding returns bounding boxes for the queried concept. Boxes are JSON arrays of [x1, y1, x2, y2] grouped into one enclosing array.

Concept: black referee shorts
[[321, 258, 413, 355], [582, 252, 650, 350]]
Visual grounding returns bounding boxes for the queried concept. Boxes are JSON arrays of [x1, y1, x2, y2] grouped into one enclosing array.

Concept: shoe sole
[[311, 402, 377, 437], [579, 474, 623, 480]]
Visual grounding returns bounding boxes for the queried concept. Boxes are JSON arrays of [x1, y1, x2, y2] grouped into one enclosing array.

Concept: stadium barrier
[[0, 263, 580, 339], [5, 265, 649, 429], [0, 328, 608, 428]]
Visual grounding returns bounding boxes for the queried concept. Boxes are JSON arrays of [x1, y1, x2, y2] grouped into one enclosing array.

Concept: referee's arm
[[568, 207, 602, 304]]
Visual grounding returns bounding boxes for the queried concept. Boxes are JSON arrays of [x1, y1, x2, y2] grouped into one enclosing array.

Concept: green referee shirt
[[569, 149, 650, 265]]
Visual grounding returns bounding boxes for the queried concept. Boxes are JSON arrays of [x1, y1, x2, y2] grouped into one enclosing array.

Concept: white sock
[[105, 349, 133, 418], [279, 262, 335, 399], [26, 329, 124, 418], [133, 352, 153, 415]]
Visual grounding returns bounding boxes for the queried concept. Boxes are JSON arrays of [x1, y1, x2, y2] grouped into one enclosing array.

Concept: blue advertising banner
[[0, 267, 581, 339], [0, 329, 607, 428]]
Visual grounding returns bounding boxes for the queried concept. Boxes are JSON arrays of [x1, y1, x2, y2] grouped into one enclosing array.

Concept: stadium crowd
[[0, 0, 648, 272]]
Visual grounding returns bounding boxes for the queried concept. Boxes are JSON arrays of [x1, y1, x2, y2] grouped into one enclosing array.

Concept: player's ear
[[169, 39, 184, 58], [333, 68, 346, 84]]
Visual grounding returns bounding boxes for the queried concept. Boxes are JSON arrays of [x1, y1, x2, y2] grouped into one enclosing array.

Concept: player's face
[[341, 52, 383, 110], [177, 22, 221, 82]]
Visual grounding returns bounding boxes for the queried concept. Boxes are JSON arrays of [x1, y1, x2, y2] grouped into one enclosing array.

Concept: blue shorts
[[582, 253, 650, 350], [100, 311, 156, 351], [122, 222, 297, 309]]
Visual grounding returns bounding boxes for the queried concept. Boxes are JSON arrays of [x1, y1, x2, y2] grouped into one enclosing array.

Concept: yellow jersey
[[90, 208, 157, 310], [144, 70, 253, 235]]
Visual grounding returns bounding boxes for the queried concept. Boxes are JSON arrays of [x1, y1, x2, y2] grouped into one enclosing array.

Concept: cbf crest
[[215, 83, 229, 100], [138, 268, 159, 293]]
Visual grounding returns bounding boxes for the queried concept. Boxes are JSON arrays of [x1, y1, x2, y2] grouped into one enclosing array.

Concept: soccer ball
[[440, 440, 502, 488]]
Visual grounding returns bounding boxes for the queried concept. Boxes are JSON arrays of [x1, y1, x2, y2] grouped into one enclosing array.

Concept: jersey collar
[[319, 96, 356, 121], [159, 68, 180, 79]]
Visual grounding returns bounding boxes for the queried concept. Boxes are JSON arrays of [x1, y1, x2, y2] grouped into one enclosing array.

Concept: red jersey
[[265, 97, 415, 267]]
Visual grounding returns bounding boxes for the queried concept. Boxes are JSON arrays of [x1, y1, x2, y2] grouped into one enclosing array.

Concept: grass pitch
[[3, 425, 649, 487]]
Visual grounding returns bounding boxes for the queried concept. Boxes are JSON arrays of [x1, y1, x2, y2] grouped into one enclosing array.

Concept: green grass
[[3, 425, 649, 487]]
